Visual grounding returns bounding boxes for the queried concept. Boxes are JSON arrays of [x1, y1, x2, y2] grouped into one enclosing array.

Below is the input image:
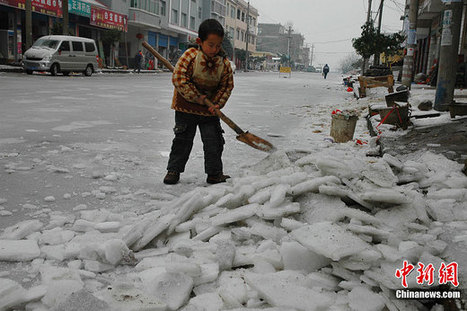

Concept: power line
[[313, 38, 353, 44]]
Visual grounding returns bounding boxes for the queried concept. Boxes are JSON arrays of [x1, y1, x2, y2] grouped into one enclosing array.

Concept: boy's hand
[[197, 95, 207, 106], [208, 104, 221, 115]]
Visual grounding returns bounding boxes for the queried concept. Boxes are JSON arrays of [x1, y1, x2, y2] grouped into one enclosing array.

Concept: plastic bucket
[[330, 114, 358, 143]]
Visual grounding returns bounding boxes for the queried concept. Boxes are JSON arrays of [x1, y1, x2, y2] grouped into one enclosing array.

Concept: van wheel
[[50, 64, 59, 76], [26, 70, 33, 75], [84, 65, 93, 76], [62, 71, 70, 76]]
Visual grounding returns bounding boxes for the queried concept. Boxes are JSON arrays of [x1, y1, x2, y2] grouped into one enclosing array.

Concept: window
[[72, 41, 83, 51], [172, 9, 178, 23], [161, 0, 166, 15], [230, 6, 235, 18], [236, 29, 240, 40], [241, 30, 244, 41], [59, 41, 70, 51], [190, 16, 195, 29], [198, 7, 202, 19], [182, 13, 187, 27], [241, 11, 244, 22], [237, 9, 240, 19], [85, 42, 95, 52]]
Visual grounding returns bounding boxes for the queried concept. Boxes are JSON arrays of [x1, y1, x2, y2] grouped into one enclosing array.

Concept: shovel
[[142, 41, 275, 153]]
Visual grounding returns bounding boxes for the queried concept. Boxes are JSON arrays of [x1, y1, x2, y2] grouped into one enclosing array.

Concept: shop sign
[[90, 7, 127, 32], [69, 0, 90, 17], [0, 0, 62, 17]]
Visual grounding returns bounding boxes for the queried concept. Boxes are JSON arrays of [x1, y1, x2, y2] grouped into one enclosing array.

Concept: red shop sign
[[90, 7, 127, 32], [0, 0, 62, 17]]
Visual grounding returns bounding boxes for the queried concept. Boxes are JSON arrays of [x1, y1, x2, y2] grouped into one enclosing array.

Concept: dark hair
[[198, 19, 224, 42]]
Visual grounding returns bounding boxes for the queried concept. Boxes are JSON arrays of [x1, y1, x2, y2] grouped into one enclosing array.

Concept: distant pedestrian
[[134, 50, 143, 73], [323, 64, 330, 79]]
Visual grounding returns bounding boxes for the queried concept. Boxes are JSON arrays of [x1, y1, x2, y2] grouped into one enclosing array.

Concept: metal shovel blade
[[236, 132, 276, 153]]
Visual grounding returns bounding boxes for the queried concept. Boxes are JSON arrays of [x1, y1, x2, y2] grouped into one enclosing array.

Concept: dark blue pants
[[167, 111, 225, 175]]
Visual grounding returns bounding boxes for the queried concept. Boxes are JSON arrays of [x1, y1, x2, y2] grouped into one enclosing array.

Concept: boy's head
[[196, 19, 224, 58]]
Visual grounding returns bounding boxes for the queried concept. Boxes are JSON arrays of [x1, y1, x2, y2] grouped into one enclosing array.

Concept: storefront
[[0, 0, 127, 64]]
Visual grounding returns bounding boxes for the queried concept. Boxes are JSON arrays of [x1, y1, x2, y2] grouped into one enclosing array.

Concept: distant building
[[257, 22, 309, 70], [224, 0, 258, 68]]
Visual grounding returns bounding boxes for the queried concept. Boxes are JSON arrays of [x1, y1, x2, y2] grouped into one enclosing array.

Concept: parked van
[[23, 35, 99, 76]]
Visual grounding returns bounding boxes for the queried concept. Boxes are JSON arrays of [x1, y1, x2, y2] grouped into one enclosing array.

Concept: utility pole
[[63, 0, 69, 35], [401, 0, 418, 88], [362, 0, 372, 74], [373, 0, 384, 66], [434, 1, 463, 111], [310, 44, 314, 67], [287, 25, 292, 68], [25, 0, 32, 50], [244, 0, 250, 71]]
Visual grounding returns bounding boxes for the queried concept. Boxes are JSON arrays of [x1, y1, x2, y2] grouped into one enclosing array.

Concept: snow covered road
[[0, 71, 466, 310]]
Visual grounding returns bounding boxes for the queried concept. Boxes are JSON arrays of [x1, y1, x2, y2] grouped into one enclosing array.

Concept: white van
[[23, 35, 99, 76]]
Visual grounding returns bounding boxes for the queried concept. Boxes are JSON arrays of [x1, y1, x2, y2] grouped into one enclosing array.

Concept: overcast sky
[[249, 0, 406, 70]]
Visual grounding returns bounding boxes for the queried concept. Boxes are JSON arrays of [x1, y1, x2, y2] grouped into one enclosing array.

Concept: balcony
[[128, 8, 162, 29]]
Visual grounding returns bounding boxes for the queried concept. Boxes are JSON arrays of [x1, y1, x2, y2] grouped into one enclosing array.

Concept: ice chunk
[[0, 278, 27, 311], [0, 240, 41, 261], [244, 272, 334, 311], [427, 189, 467, 201], [246, 219, 287, 243], [0, 220, 43, 240], [268, 184, 291, 208], [41, 280, 84, 308], [362, 160, 398, 188], [210, 204, 258, 227], [41, 245, 66, 261], [103, 239, 131, 265], [217, 272, 248, 307], [280, 241, 330, 273], [290, 176, 340, 196], [248, 186, 273, 204], [98, 283, 167, 311], [144, 272, 193, 310], [94, 222, 121, 233], [361, 189, 410, 205], [315, 157, 356, 178], [53, 289, 111, 311], [133, 214, 175, 251], [348, 286, 385, 311], [382, 153, 403, 169], [291, 222, 370, 261], [193, 263, 219, 286], [280, 218, 305, 231], [256, 202, 300, 220], [40, 228, 75, 245], [184, 292, 224, 311]]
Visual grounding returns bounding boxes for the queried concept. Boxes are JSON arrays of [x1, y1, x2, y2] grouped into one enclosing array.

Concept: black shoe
[[206, 173, 231, 184], [163, 171, 180, 184]]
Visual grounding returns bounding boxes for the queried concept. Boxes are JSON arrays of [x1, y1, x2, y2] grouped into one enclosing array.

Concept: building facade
[[409, 0, 467, 84], [256, 22, 310, 70], [224, 0, 257, 68]]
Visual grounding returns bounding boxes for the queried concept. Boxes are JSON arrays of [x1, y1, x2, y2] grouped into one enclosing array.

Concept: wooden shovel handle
[[142, 41, 245, 135]]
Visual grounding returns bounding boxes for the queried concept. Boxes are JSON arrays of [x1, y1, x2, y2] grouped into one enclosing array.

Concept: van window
[[59, 41, 70, 51], [85, 42, 95, 52], [72, 41, 84, 52], [33, 39, 60, 49]]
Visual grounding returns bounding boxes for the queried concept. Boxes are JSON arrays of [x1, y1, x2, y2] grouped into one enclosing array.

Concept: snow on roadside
[[1, 143, 466, 310], [1, 81, 466, 311]]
